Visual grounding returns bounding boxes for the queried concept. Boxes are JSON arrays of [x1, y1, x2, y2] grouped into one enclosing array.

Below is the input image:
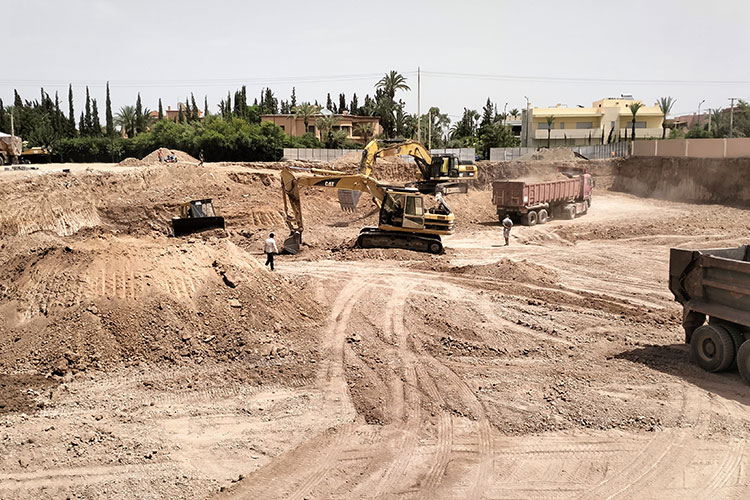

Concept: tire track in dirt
[[576, 386, 707, 500], [215, 279, 364, 499]]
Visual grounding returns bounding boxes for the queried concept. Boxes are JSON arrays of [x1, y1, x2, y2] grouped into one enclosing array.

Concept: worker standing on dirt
[[157, 149, 163, 162], [199, 150, 204, 167], [264, 233, 279, 271], [502, 214, 513, 246]]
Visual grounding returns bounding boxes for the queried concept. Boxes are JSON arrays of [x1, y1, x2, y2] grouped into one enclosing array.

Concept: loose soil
[[1, 156, 749, 499]]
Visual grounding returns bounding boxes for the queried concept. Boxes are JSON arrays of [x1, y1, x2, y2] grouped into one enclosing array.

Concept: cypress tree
[[350, 93, 359, 115], [54, 92, 62, 136], [158, 98, 163, 120], [135, 93, 143, 132], [178, 105, 184, 123], [91, 99, 101, 136], [84, 86, 92, 135], [190, 93, 198, 120], [291, 87, 297, 109], [68, 85, 76, 134], [105, 82, 114, 137], [0, 99, 5, 132], [338, 93, 347, 113], [79, 112, 85, 134], [204, 96, 209, 118], [326, 93, 333, 112]]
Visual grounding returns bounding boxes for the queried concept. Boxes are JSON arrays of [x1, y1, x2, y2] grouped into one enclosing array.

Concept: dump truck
[[492, 172, 593, 225], [669, 245, 750, 383], [171, 199, 225, 236], [0, 132, 22, 166]]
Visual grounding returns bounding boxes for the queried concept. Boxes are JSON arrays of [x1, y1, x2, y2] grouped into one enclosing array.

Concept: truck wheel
[[538, 209, 548, 224], [524, 211, 538, 226], [691, 324, 736, 372], [737, 341, 750, 384], [720, 323, 746, 371]]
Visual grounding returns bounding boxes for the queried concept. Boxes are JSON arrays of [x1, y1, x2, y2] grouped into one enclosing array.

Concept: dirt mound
[[142, 148, 199, 164], [0, 236, 323, 375], [413, 258, 558, 286], [117, 157, 147, 167], [514, 147, 576, 162]]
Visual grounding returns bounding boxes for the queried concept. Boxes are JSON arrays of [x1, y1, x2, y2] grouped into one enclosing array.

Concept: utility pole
[[708, 109, 712, 134], [428, 110, 432, 150], [729, 97, 737, 138], [523, 96, 530, 146], [698, 100, 705, 128], [10, 113, 14, 137], [417, 66, 421, 143]]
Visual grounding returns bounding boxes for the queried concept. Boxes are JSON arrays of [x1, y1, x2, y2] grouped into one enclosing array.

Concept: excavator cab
[[379, 191, 425, 230]]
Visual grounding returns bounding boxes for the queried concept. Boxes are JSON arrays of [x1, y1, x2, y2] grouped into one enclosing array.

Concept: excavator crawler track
[[355, 227, 444, 254]]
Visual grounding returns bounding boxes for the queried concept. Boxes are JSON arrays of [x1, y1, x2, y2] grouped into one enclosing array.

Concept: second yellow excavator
[[281, 166, 454, 255], [360, 139, 477, 195]]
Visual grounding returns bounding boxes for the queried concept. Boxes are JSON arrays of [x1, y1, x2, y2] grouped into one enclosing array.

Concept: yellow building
[[521, 95, 664, 147], [261, 112, 382, 144]]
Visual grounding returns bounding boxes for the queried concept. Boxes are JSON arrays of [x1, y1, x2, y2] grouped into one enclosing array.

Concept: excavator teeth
[[337, 190, 362, 212]]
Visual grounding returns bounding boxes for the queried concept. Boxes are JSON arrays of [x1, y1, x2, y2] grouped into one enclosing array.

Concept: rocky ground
[[1, 156, 749, 499]]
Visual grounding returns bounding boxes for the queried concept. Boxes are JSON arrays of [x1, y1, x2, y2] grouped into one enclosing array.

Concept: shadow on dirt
[[616, 343, 750, 405], [0, 374, 55, 415]]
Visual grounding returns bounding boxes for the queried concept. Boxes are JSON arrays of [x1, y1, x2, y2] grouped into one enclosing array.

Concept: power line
[[420, 70, 750, 87]]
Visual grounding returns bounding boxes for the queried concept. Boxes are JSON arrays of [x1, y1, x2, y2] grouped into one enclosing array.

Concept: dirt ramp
[[0, 236, 323, 374], [613, 156, 750, 206]]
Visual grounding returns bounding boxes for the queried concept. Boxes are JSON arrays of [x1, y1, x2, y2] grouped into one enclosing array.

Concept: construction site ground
[[1, 157, 749, 499]]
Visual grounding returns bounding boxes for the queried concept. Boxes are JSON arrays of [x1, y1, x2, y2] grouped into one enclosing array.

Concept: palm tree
[[657, 97, 676, 139], [315, 115, 339, 146], [354, 122, 374, 143], [628, 102, 644, 141], [115, 105, 137, 138], [376, 71, 410, 99], [509, 108, 520, 119], [293, 102, 320, 133], [545, 115, 555, 148]]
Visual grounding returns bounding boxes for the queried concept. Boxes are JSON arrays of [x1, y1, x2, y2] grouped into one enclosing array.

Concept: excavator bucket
[[337, 190, 362, 212], [283, 231, 302, 254]]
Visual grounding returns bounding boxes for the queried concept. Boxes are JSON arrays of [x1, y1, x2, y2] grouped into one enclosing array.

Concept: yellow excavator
[[281, 166, 454, 255], [359, 139, 477, 195]]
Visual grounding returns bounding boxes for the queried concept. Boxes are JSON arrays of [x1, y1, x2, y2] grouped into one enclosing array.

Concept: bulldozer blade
[[337, 190, 362, 212], [283, 232, 302, 255], [172, 216, 225, 236]]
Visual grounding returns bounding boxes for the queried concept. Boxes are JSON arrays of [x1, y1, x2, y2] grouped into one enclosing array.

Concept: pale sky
[[2, 0, 748, 122]]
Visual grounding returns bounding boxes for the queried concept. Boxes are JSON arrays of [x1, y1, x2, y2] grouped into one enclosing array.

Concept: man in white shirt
[[264, 233, 279, 271], [502, 215, 513, 246]]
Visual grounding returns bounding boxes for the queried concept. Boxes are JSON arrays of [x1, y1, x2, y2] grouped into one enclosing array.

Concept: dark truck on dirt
[[669, 245, 750, 383], [492, 172, 593, 225]]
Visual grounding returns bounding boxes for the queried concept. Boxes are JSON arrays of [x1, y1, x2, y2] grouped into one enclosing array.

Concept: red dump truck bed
[[492, 174, 592, 225], [492, 178, 581, 207]]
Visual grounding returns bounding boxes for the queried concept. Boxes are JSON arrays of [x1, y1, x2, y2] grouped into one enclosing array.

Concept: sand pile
[[143, 148, 199, 164], [0, 236, 323, 374], [514, 148, 576, 162], [117, 157, 147, 167]]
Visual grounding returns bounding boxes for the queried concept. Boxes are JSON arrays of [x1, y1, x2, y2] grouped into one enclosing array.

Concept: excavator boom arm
[[360, 140, 433, 179], [281, 166, 386, 235]]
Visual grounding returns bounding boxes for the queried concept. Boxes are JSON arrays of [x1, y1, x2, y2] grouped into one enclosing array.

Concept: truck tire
[[691, 324, 736, 373], [737, 341, 750, 385], [538, 209, 548, 224], [720, 323, 746, 371], [524, 211, 538, 226]]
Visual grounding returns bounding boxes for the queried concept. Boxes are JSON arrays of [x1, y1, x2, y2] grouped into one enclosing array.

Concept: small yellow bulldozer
[[171, 199, 225, 236]]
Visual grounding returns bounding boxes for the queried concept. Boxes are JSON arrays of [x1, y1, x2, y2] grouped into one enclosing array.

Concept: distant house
[[261, 111, 382, 143], [149, 102, 203, 122], [521, 95, 665, 147]]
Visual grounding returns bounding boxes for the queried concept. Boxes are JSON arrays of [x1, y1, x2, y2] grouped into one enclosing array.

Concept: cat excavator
[[360, 139, 477, 195], [281, 166, 454, 255]]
